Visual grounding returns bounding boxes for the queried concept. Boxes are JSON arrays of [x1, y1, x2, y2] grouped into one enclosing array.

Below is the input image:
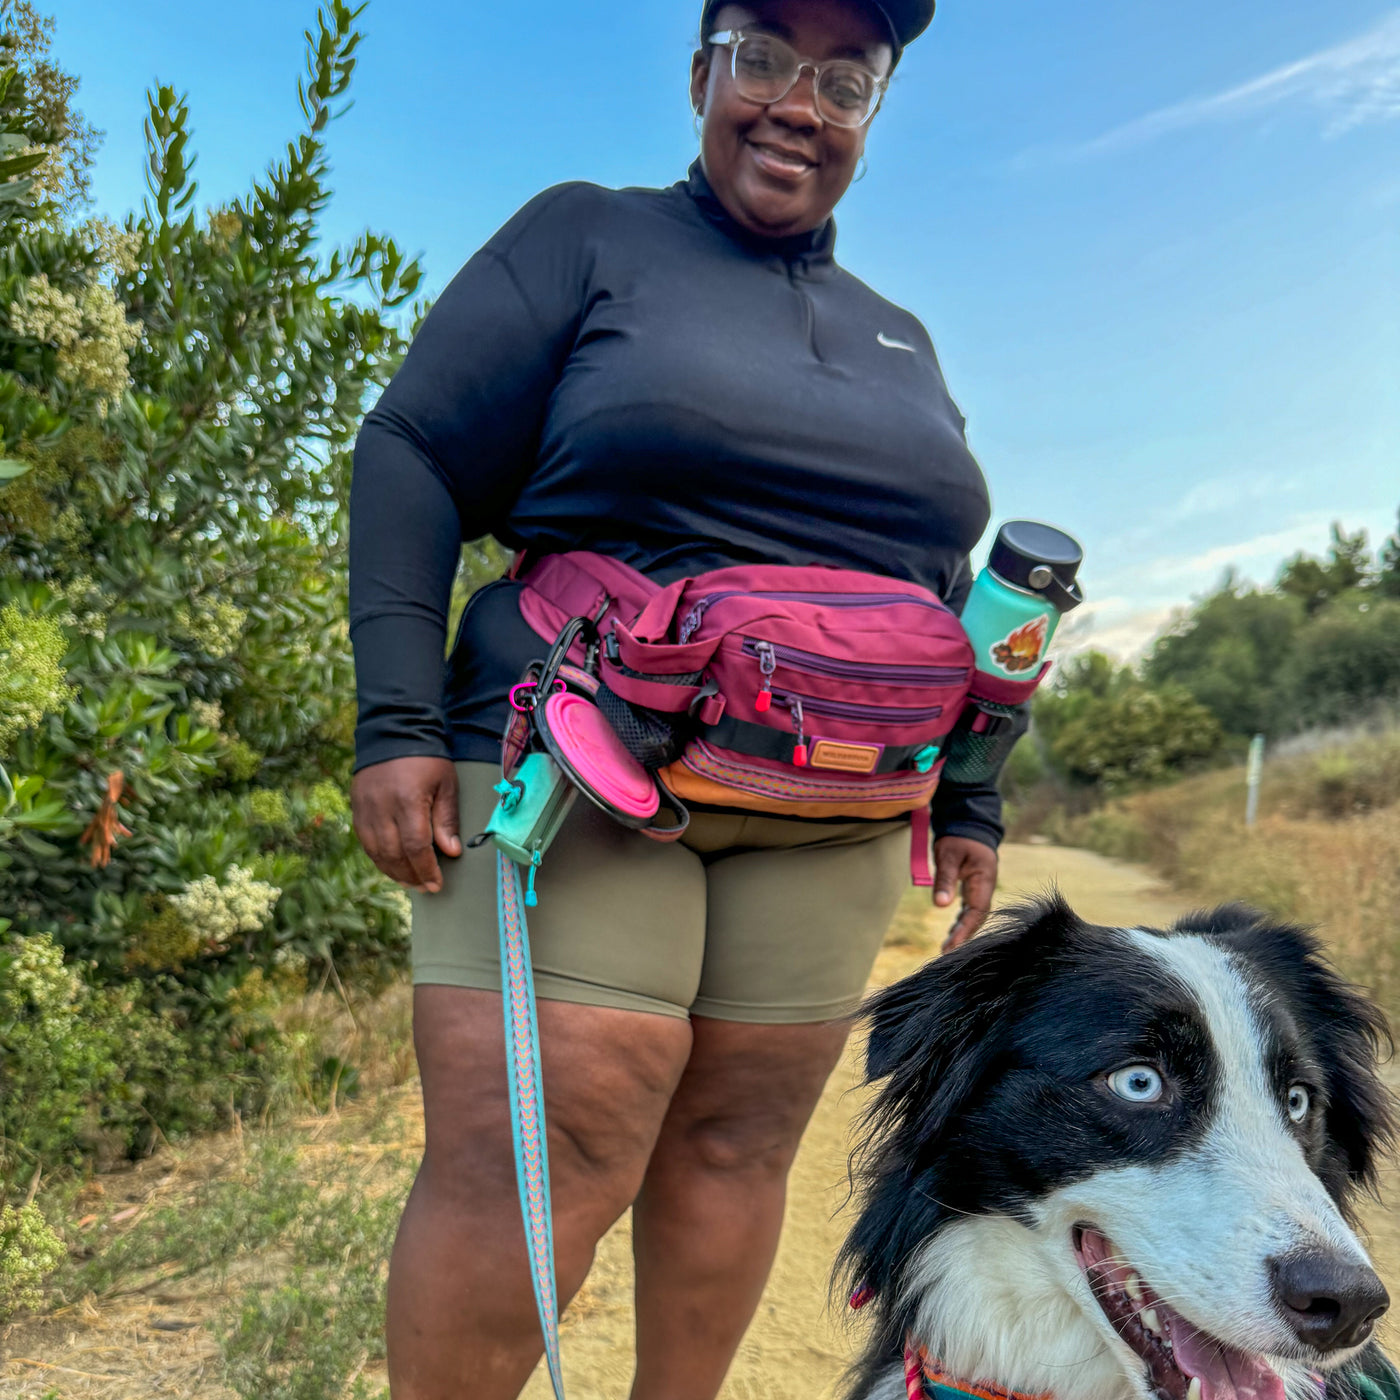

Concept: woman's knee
[[654, 1017, 852, 1181], [412, 985, 693, 1208]]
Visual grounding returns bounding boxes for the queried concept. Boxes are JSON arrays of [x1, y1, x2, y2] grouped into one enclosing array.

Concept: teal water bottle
[[960, 520, 1084, 680], [941, 522, 1084, 785]]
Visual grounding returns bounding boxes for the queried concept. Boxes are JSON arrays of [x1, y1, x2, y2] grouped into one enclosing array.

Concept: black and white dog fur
[[839, 897, 1396, 1400]]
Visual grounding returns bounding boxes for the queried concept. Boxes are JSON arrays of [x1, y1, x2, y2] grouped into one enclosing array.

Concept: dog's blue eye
[[1108, 1065, 1164, 1103], [1287, 1085, 1310, 1122]]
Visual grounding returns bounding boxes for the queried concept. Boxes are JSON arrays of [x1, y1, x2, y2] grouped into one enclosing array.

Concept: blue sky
[[52, 0, 1400, 657]]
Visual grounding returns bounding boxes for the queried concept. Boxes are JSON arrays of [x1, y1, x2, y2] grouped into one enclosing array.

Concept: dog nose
[[1269, 1251, 1390, 1352]]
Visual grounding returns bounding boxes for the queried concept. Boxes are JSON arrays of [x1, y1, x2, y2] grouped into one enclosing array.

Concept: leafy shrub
[[1144, 583, 1304, 739], [0, 929, 297, 1174], [1281, 597, 1400, 732], [1033, 652, 1225, 793], [1271, 732, 1400, 819], [1145, 521, 1400, 742], [0, 2, 421, 1176]]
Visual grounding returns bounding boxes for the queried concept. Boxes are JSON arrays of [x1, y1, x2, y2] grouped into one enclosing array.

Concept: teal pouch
[[485, 751, 578, 905]]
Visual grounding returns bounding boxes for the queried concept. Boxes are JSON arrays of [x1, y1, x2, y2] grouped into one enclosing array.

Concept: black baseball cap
[[700, 0, 936, 55]]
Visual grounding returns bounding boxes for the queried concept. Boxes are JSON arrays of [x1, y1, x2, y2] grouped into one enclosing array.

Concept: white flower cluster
[[0, 933, 80, 1019], [169, 865, 282, 950], [17, 143, 61, 201], [8, 272, 141, 409], [81, 217, 143, 277], [172, 599, 248, 659], [53, 574, 108, 639], [207, 208, 243, 248], [189, 698, 224, 731]]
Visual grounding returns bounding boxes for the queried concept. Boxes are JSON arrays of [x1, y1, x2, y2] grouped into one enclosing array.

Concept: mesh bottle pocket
[[941, 701, 1030, 785], [596, 680, 695, 769]]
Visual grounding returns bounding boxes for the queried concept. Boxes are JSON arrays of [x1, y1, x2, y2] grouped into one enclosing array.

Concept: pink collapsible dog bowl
[[539, 690, 661, 827]]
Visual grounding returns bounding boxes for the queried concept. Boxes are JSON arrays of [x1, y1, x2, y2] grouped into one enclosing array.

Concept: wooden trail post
[[1245, 734, 1265, 828]]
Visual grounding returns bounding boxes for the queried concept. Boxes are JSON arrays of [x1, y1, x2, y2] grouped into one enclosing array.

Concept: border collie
[[839, 897, 1397, 1400]]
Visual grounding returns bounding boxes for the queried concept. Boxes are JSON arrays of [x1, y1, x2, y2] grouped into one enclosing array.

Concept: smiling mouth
[[1073, 1226, 1291, 1400], [746, 140, 816, 176]]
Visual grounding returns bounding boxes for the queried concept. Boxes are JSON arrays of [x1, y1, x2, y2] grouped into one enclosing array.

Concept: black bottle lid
[[988, 520, 1085, 613]]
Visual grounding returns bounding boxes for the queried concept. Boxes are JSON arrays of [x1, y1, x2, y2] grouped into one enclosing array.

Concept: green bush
[[1269, 729, 1400, 820], [0, 1, 421, 1180], [1033, 652, 1225, 794], [1143, 583, 1305, 739], [0, 929, 298, 1172]]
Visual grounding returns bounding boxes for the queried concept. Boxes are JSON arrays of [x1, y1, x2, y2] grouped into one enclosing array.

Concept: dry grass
[[0, 1088, 424, 1398], [1047, 739, 1400, 1015], [0, 977, 422, 1400]]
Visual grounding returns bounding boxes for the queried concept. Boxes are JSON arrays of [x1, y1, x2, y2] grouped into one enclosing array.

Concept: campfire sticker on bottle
[[990, 614, 1050, 674]]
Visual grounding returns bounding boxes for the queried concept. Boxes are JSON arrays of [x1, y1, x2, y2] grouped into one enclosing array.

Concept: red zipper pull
[[789, 696, 808, 766], [755, 641, 776, 713]]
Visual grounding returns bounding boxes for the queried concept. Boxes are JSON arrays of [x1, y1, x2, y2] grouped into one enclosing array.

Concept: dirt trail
[[525, 843, 1398, 1399], [4, 844, 1394, 1398]]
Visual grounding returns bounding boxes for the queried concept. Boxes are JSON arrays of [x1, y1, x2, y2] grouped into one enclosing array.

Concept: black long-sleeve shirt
[[350, 162, 1004, 847]]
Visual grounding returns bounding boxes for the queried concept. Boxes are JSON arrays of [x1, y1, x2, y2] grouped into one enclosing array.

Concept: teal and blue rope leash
[[497, 847, 566, 1399]]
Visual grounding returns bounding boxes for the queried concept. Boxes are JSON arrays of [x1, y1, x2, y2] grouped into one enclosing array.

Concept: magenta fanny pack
[[601, 563, 975, 766], [512, 551, 1045, 852]]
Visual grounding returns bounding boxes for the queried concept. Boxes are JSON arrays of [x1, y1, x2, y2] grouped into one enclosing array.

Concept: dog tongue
[[1166, 1308, 1287, 1400]]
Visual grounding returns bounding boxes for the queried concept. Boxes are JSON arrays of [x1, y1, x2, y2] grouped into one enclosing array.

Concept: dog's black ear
[[1213, 913, 1396, 1210], [863, 891, 1081, 1104], [1292, 945, 1395, 1208], [1169, 903, 1273, 937]]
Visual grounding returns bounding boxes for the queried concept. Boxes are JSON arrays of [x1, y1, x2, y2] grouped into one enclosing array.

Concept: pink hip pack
[[513, 551, 1047, 881]]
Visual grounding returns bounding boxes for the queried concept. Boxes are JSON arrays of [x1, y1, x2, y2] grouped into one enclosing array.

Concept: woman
[[349, 1, 1003, 1395]]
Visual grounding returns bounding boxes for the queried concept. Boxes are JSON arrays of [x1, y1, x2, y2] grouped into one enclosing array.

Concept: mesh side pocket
[[941, 701, 1030, 785], [596, 682, 691, 770]]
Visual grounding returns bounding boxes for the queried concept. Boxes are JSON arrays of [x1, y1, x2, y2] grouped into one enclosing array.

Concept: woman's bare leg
[[388, 986, 693, 1400], [629, 1015, 852, 1400]]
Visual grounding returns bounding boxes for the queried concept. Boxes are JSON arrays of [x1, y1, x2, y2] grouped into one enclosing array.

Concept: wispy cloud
[[1056, 10, 1400, 160], [1051, 599, 1178, 663], [1129, 517, 1334, 590]]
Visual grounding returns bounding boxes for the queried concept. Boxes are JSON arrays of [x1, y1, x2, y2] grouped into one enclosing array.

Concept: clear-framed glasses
[[707, 29, 888, 129]]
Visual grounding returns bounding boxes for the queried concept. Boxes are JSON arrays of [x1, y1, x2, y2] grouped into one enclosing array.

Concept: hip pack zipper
[[741, 638, 968, 687], [773, 690, 944, 725], [679, 589, 949, 643]]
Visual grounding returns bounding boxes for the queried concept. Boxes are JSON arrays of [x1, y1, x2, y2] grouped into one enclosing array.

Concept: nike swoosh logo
[[877, 332, 918, 353]]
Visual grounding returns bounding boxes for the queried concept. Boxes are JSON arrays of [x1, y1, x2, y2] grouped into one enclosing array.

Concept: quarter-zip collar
[[681, 159, 837, 279]]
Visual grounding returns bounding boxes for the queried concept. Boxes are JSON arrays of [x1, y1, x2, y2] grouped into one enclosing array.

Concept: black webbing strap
[[700, 715, 928, 773]]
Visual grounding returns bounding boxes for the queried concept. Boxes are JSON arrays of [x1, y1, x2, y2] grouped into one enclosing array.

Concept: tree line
[[1026, 516, 1400, 794]]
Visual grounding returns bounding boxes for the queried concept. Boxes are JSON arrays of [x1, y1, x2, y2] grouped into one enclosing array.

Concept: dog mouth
[[1073, 1226, 1293, 1400]]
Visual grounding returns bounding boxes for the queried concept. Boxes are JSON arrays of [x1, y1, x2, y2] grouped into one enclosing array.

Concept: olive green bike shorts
[[411, 761, 911, 1023]]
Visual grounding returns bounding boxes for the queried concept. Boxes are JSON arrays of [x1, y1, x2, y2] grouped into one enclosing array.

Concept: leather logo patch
[[809, 740, 881, 774]]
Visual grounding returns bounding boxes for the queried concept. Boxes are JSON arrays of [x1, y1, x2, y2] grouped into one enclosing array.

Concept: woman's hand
[[351, 756, 463, 894], [933, 835, 999, 953]]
